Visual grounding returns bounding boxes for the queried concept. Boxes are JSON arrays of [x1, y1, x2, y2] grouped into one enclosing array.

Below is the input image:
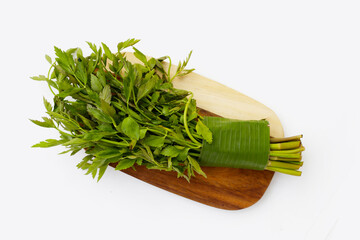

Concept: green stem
[[74, 94, 94, 105], [69, 69, 86, 88], [270, 146, 305, 154], [269, 152, 302, 159], [189, 152, 200, 157], [270, 141, 301, 150], [147, 128, 200, 149], [270, 135, 303, 143], [109, 71, 124, 87], [167, 56, 172, 82], [53, 124, 74, 138], [100, 139, 129, 146], [267, 134, 304, 176], [135, 105, 152, 121], [170, 74, 178, 83], [269, 156, 302, 161], [286, 161, 304, 166], [265, 166, 302, 176], [47, 64, 56, 95], [183, 93, 201, 146], [267, 161, 301, 170]]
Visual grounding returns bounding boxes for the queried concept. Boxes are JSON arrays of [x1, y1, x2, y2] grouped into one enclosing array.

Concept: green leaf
[[77, 155, 93, 168], [136, 145, 158, 165], [176, 50, 193, 75], [136, 158, 143, 165], [96, 71, 106, 87], [82, 130, 116, 141], [196, 119, 212, 144], [128, 108, 142, 121], [58, 87, 83, 98], [43, 117, 55, 127], [121, 116, 140, 140], [43, 97, 52, 112], [30, 119, 53, 128], [31, 40, 208, 182], [136, 75, 157, 102], [96, 149, 125, 158], [100, 99, 116, 118], [97, 165, 108, 182], [123, 65, 136, 104], [58, 79, 72, 91], [178, 69, 195, 77], [87, 105, 113, 123], [148, 58, 156, 69], [63, 138, 87, 146], [46, 79, 58, 90], [32, 139, 66, 148], [159, 82, 172, 91], [169, 115, 178, 125], [91, 168, 98, 179], [188, 156, 206, 178], [200, 118, 270, 170], [101, 42, 114, 61], [86, 42, 97, 53], [31, 75, 47, 81], [143, 135, 165, 148], [133, 47, 148, 65], [113, 102, 126, 115], [70, 148, 82, 156], [78, 114, 94, 130], [90, 74, 103, 92], [85, 158, 106, 178], [178, 147, 190, 161], [99, 85, 112, 104], [76, 48, 83, 58], [46, 111, 67, 121], [139, 128, 148, 139], [75, 60, 87, 85], [97, 123, 115, 132], [150, 91, 160, 104], [66, 48, 78, 55], [86, 89, 100, 106], [162, 106, 169, 116], [54, 46, 74, 73], [161, 146, 182, 157], [117, 39, 140, 52], [169, 127, 185, 142], [45, 55, 52, 64], [115, 159, 136, 170], [46, 111, 79, 131], [59, 149, 73, 155]]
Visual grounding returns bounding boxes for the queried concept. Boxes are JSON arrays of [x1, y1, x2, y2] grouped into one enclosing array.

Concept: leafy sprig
[[31, 39, 212, 182]]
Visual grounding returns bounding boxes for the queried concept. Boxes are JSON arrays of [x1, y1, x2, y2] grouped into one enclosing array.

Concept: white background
[[1, 1, 359, 239]]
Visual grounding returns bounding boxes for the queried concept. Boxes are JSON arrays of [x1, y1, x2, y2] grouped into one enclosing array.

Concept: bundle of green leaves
[[31, 39, 213, 182]]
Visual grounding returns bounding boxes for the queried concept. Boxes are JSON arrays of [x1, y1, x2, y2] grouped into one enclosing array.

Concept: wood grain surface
[[114, 164, 275, 210], [109, 53, 284, 210]]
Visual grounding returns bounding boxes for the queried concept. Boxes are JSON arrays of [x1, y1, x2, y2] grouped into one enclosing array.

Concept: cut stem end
[[267, 134, 305, 176]]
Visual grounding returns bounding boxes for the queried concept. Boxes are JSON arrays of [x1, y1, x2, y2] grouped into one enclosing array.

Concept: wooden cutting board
[[110, 53, 284, 210]]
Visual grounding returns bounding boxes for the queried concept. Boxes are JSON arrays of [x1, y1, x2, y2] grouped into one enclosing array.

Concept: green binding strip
[[199, 117, 270, 170]]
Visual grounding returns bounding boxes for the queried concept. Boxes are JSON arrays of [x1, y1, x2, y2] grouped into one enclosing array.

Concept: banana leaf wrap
[[199, 117, 270, 170]]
